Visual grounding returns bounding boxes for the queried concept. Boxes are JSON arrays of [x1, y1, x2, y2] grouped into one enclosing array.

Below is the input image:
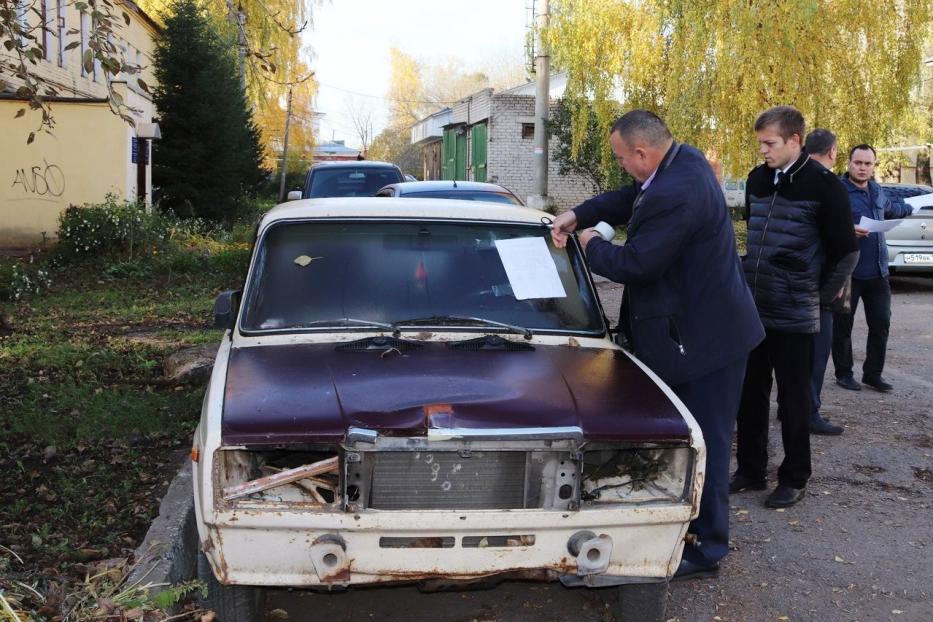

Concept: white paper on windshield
[[904, 192, 933, 213], [494, 237, 567, 300], [858, 216, 903, 233]]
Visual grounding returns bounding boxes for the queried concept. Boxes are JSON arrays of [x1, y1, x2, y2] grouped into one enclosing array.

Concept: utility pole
[[278, 87, 293, 202], [530, 0, 550, 210]]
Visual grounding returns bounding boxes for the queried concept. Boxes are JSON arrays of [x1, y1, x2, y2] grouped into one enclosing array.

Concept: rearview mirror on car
[[213, 290, 241, 330], [286, 190, 302, 201]]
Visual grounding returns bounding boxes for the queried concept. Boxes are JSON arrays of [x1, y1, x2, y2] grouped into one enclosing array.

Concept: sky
[[304, 0, 529, 148]]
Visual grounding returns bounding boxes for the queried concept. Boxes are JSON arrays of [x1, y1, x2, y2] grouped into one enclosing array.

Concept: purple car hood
[[221, 341, 689, 445]]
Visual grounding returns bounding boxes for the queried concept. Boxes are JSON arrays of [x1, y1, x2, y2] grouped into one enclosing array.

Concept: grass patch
[[0, 203, 257, 616]]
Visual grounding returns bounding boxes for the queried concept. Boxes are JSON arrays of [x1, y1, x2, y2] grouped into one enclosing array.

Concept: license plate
[[903, 253, 933, 264]]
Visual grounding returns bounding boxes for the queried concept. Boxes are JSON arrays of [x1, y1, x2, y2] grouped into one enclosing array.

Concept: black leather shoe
[[765, 485, 806, 508], [729, 473, 767, 493], [862, 376, 893, 392], [672, 558, 720, 582], [810, 414, 844, 436], [835, 376, 861, 391]]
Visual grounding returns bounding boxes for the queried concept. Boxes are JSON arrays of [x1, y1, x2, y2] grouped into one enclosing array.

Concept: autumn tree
[[546, 0, 933, 176], [254, 70, 317, 171], [368, 48, 515, 173], [140, 0, 317, 168], [2, 0, 315, 150], [152, 0, 265, 222]]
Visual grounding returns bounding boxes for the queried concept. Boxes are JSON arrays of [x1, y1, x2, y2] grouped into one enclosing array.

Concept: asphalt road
[[264, 275, 933, 622]]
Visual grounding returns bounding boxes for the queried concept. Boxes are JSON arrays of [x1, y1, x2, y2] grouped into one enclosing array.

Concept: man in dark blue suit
[[551, 110, 764, 580]]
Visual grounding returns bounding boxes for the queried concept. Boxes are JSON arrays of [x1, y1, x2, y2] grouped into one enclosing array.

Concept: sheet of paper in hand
[[904, 192, 933, 213], [858, 216, 903, 233], [494, 237, 567, 300]]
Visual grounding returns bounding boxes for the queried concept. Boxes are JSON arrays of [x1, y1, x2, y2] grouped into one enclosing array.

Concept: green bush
[[56, 194, 174, 261], [0, 259, 53, 302]]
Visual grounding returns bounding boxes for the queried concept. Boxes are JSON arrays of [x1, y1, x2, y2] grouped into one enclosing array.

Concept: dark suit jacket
[[574, 143, 764, 387]]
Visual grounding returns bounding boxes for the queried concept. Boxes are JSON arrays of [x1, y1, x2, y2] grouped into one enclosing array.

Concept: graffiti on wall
[[10, 159, 66, 200]]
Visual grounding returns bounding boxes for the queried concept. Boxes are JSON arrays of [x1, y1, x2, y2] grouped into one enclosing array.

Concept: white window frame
[[57, 0, 66, 67], [80, 9, 95, 80]]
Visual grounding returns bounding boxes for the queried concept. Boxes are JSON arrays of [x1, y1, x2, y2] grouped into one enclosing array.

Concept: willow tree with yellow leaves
[[546, 0, 933, 177]]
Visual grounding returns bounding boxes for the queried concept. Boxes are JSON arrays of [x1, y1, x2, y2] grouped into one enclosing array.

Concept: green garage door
[[471, 123, 487, 182], [442, 128, 457, 180]]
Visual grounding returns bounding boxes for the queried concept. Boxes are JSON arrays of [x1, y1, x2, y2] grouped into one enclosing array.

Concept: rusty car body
[[191, 197, 706, 621]]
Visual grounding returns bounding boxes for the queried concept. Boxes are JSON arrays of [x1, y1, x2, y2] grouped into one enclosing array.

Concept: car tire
[[197, 551, 264, 622], [616, 581, 668, 622]]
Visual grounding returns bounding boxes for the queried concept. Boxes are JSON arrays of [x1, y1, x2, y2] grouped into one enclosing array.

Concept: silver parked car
[[881, 183, 933, 273], [376, 180, 525, 206]]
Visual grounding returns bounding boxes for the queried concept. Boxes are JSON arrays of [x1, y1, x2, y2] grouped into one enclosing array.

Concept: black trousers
[[832, 277, 891, 380], [673, 357, 747, 567], [736, 330, 813, 489]]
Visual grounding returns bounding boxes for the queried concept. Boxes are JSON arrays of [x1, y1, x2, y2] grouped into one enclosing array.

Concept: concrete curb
[[125, 464, 198, 603]]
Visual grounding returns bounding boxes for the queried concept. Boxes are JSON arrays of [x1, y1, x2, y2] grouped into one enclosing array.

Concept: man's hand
[[854, 225, 869, 239], [578, 228, 600, 249], [550, 210, 578, 248]]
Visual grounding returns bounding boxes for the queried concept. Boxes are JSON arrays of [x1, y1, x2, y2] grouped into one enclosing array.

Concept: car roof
[[310, 160, 399, 170], [260, 197, 552, 228], [382, 181, 515, 193], [881, 183, 933, 198]]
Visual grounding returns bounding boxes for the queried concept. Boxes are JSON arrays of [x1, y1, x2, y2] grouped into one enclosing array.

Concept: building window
[[521, 123, 535, 139]]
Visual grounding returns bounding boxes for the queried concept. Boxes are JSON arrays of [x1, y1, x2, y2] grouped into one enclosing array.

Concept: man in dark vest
[[733, 106, 858, 509], [551, 110, 764, 580]]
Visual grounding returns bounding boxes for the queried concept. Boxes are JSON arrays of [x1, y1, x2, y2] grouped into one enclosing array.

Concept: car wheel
[[197, 552, 265, 622], [616, 581, 668, 622]]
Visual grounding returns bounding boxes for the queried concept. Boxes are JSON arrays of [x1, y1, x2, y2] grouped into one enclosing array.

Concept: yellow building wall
[[0, 1, 159, 249], [0, 101, 132, 247]]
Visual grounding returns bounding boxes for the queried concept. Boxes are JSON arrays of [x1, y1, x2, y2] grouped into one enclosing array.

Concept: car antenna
[[452, 179, 457, 188]]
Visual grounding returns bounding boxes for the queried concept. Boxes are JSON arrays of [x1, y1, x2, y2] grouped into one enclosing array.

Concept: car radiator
[[368, 451, 528, 510]]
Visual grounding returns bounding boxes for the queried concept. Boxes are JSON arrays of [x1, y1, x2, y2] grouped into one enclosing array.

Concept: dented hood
[[221, 341, 689, 445]]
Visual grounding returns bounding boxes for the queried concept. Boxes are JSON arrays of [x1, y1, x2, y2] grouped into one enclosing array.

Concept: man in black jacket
[[551, 110, 764, 580], [802, 128, 849, 436], [733, 106, 858, 508]]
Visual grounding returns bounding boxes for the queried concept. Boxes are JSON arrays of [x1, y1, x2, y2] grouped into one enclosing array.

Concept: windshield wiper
[[393, 315, 533, 340], [285, 318, 398, 333]]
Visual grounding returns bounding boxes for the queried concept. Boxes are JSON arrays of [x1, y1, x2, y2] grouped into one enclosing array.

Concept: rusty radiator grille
[[369, 452, 527, 510]]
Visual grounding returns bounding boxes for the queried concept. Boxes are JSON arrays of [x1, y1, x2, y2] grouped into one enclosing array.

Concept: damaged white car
[[191, 197, 705, 621]]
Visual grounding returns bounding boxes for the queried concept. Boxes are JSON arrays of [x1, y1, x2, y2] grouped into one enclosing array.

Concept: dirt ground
[[266, 274, 932, 622]]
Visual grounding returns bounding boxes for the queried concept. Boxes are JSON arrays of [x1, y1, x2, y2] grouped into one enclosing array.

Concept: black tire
[[197, 552, 264, 622], [616, 581, 668, 622]]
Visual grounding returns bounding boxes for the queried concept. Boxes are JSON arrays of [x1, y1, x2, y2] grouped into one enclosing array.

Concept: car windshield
[[241, 220, 604, 335], [404, 190, 522, 205], [308, 168, 402, 198]]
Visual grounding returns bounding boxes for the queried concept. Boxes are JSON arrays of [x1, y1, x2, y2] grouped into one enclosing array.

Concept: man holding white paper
[[832, 144, 913, 392], [551, 110, 764, 580]]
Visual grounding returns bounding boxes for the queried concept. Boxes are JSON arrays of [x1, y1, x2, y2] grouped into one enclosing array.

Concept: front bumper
[[201, 504, 692, 587], [887, 244, 933, 272]]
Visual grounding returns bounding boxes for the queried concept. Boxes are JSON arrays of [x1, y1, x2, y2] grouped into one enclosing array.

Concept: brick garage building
[[410, 74, 597, 212]]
